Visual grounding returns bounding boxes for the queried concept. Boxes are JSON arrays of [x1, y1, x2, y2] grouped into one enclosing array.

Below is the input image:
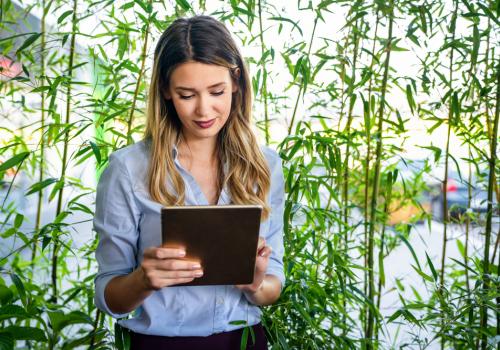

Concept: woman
[[93, 15, 285, 349]]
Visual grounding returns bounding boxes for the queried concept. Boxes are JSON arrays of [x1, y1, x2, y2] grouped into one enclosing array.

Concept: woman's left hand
[[235, 236, 272, 294]]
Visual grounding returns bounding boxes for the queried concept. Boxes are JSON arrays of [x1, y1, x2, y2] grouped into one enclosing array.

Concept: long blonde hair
[[144, 16, 271, 220]]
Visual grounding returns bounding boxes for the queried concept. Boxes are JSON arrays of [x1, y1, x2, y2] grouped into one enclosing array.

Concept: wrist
[[133, 266, 155, 295], [243, 279, 265, 296]]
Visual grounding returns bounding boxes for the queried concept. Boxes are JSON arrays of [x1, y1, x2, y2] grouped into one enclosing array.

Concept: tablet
[[161, 204, 262, 287]]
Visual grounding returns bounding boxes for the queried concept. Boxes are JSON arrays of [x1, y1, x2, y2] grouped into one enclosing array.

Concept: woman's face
[[164, 61, 239, 143]]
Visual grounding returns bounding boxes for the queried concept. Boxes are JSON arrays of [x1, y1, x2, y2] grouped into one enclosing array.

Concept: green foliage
[[0, 0, 498, 349]]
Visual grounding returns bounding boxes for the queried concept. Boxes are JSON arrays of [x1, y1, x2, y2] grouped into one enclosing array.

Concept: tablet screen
[[161, 205, 262, 286]]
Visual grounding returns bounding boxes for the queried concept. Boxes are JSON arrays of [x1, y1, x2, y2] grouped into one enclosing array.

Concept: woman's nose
[[195, 94, 210, 118]]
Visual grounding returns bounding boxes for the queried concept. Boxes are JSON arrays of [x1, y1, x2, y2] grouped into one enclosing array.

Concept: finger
[[165, 277, 196, 287], [157, 269, 204, 279], [258, 246, 272, 257], [257, 237, 266, 250], [144, 247, 186, 259], [158, 259, 202, 271]]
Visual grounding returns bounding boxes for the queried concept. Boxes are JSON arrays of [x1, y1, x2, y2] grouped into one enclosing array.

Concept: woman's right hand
[[139, 247, 203, 291]]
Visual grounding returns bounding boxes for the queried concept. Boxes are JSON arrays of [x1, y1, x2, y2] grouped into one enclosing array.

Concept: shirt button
[[217, 298, 224, 305]]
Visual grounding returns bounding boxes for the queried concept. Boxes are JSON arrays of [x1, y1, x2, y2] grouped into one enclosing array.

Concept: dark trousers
[[130, 323, 268, 350]]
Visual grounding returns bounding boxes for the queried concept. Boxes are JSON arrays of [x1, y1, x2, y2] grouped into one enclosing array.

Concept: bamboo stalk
[[439, 2, 458, 347], [341, 17, 361, 338], [366, 3, 393, 348], [498, 245, 500, 350], [465, 148, 471, 294], [88, 309, 101, 349], [374, 174, 392, 346], [51, 0, 78, 302], [480, 58, 499, 350], [30, 0, 48, 276], [126, 1, 152, 145], [257, 0, 270, 145], [363, 11, 379, 332], [287, 17, 317, 135]]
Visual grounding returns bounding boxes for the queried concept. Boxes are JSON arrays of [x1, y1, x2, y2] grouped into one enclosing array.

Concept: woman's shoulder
[[106, 140, 150, 182], [259, 144, 282, 170]]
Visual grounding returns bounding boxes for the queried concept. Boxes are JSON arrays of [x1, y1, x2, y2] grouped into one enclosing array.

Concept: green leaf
[[0, 305, 28, 321], [406, 84, 416, 114], [134, 0, 152, 13], [57, 10, 73, 24], [451, 91, 459, 124], [90, 141, 101, 165], [425, 252, 437, 281], [13, 214, 23, 229], [120, 2, 135, 11], [16, 33, 41, 53], [412, 264, 434, 282], [48, 311, 93, 334], [0, 332, 14, 350], [26, 178, 58, 196], [456, 239, 465, 258], [3, 326, 46, 341], [48, 180, 65, 202], [0, 152, 30, 172], [471, 24, 479, 66], [268, 16, 303, 36], [1, 228, 16, 239], [418, 5, 427, 34], [174, 0, 191, 11], [10, 275, 26, 308], [30, 86, 51, 93], [229, 320, 247, 326], [397, 233, 421, 269], [240, 326, 248, 350], [0, 286, 13, 305]]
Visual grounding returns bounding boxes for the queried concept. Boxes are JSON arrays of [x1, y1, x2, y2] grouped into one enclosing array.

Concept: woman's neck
[[177, 134, 218, 166]]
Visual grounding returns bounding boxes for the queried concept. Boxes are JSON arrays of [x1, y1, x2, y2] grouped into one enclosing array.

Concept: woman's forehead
[[169, 61, 231, 90]]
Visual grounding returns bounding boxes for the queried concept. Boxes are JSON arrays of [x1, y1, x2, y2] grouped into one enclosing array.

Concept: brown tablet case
[[161, 205, 262, 287]]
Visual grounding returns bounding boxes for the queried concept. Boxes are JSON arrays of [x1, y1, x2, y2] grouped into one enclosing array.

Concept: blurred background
[[0, 0, 499, 349]]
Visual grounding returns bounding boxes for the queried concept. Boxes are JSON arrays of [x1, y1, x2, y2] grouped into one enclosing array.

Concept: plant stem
[[480, 58, 499, 350], [287, 17, 317, 135], [439, 2, 458, 347], [52, 0, 78, 302], [363, 11, 379, 333], [89, 309, 101, 349], [257, 0, 270, 145], [366, 4, 393, 348], [31, 0, 48, 277], [126, 3, 151, 145], [341, 16, 361, 337]]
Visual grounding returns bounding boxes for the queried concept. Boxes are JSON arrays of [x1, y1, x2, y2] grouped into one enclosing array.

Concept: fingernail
[[195, 271, 203, 277], [192, 264, 201, 269], [178, 250, 186, 257]]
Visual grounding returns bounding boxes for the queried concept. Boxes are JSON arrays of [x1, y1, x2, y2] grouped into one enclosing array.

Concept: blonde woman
[[93, 15, 285, 349]]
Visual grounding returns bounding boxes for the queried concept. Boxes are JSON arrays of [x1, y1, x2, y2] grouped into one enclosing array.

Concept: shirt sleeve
[[264, 151, 286, 291], [93, 153, 141, 318]]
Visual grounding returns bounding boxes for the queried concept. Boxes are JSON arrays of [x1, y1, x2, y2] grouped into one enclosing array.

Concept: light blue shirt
[[93, 139, 285, 336]]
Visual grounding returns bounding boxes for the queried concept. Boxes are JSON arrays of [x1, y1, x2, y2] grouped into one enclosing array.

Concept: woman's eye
[[179, 95, 194, 100], [212, 90, 224, 96]]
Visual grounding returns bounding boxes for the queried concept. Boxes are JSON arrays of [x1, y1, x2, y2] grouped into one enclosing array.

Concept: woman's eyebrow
[[174, 82, 227, 92]]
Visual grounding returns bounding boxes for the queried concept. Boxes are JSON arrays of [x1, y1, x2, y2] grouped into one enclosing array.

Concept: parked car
[[430, 170, 498, 221]]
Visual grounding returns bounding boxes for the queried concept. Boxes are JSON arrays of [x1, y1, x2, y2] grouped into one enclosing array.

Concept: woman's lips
[[194, 118, 216, 129]]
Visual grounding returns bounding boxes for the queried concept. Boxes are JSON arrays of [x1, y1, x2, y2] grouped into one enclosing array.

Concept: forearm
[[104, 268, 153, 314], [243, 274, 282, 306]]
